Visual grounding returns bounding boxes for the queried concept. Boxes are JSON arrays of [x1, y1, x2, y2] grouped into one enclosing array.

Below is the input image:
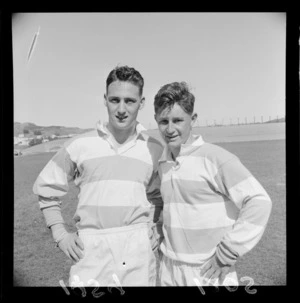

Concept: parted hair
[[106, 65, 144, 96]]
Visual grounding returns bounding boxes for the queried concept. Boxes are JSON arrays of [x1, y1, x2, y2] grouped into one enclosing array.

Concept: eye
[[158, 120, 168, 125], [173, 119, 183, 123], [109, 98, 119, 103], [125, 99, 136, 104]]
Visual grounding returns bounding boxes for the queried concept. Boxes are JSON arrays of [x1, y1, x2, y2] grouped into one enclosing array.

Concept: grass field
[[13, 139, 286, 286]]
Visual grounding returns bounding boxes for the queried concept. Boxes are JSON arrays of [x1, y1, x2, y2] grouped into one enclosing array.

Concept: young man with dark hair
[[33, 66, 164, 287], [154, 81, 272, 286]]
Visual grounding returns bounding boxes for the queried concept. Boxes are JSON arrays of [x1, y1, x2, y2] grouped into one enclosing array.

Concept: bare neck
[[170, 132, 194, 160], [107, 123, 137, 145]]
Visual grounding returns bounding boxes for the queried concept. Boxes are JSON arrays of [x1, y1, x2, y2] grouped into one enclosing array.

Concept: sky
[[12, 13, 286, 129]]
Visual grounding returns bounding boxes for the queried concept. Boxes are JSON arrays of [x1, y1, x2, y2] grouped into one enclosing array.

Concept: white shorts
[[69, 223, 157, 287], [159, 254, 239, 287]]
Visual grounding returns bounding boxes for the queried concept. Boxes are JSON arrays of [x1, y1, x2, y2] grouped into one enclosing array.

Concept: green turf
[[216, 140, 286, 286], [13, 139, 286, 286]]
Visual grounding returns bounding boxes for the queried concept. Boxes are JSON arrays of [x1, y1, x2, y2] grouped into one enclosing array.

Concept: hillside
[[265, 117, 285, 123], [14, 122, 93, 137], [20, 138, 70, 155]]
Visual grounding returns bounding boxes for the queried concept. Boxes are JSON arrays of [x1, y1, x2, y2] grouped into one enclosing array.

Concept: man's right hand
[[149, 222, 164, 252], [57, 232, 85, 263]]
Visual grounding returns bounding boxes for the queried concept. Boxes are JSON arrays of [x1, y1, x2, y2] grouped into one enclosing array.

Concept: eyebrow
[[158, 117, 184, 121], [124, 98, 137, 101], [108, 96, 137, 101]]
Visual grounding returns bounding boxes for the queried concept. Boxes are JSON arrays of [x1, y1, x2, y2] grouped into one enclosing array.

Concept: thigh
[[117, 227, 156, 286], [159, 254, 183, 286], [69, 232, 115, 287], [160, 257, 239, 287], [69, 226, 157, 287]]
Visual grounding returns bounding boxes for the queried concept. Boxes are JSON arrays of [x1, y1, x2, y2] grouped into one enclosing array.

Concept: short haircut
[[154, 82, 195, 115], [106, 65, 144, 96]]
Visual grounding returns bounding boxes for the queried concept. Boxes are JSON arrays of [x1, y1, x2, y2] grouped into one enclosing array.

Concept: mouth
[[115, 115, 128, 122], [166, 135, 178, 141]]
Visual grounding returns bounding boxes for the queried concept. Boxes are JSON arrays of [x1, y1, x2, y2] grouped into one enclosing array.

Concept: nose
[[117, 101, 126, 116], [166, 122, 175, 134]]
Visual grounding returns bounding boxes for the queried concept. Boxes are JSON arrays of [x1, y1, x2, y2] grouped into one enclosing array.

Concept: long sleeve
[[147, 169, 164, 251], [146, 169, 163, 223], [33, 146, 77, 228], [214, 157, 272, 266]]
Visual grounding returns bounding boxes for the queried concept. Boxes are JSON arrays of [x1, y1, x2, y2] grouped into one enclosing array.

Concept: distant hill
[[265, 117, 285, 123], [20, 138, 71, 155], [14, 122, 93, 137]]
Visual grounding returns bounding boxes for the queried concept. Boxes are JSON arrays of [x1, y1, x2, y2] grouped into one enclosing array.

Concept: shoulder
[[63, 129, 99, 149], [139, 131, 164, 150], [137, 131, 164, 163], [195, 142, 238, 168]]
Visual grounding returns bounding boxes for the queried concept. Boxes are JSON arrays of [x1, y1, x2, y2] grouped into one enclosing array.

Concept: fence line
[[146, 115, 285, 129], [196, 115, 285, 127]]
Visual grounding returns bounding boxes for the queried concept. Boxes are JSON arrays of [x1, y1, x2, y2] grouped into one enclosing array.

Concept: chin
[[114, 121, 133, 130], [167, 141, 181, 149]]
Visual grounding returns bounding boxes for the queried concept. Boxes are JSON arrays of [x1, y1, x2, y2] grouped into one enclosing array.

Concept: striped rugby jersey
[[158, 135, 272, 266], [33, 121, 164, 230]]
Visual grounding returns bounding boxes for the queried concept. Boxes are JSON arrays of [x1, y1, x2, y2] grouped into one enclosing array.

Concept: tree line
[[22, 129, 62, 147]]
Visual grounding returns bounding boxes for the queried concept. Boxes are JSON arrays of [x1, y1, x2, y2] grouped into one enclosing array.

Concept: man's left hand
[[200, 255, 231, 285]]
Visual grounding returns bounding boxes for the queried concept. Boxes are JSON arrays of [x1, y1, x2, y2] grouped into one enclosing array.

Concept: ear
[[191, 113, 198, 126], [139, 97, 145, 110], [103, 94, 107, 107]]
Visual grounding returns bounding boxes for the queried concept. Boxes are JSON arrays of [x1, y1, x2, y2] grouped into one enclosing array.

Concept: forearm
[[41, 202, 65, 227], [149, 202, 163, 223], [41, 203, 68, 243], [147, 168, 163, 224], [214, 157, 272, 266], [216, 194, 272, 266]]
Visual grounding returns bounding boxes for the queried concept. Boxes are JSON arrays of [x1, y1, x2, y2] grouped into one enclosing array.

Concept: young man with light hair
[[33, 66, 164, 286], [154, 81, 272, 286]]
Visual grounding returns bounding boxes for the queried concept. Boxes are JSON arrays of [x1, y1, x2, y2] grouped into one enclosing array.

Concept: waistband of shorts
[[162, 253, 236, 272], [162, 254, 202, 268], [77, 222, 149, 235], [161, 252, 216, 268], [160, 243, 216, 266]]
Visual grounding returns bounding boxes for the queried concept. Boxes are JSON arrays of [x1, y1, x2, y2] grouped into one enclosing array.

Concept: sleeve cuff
[[215, 242, 239, 266], [41, 205, 65, 228]]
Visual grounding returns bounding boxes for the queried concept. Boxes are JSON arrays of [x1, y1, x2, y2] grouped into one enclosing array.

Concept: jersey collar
[[158, 134, 205, 163]]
